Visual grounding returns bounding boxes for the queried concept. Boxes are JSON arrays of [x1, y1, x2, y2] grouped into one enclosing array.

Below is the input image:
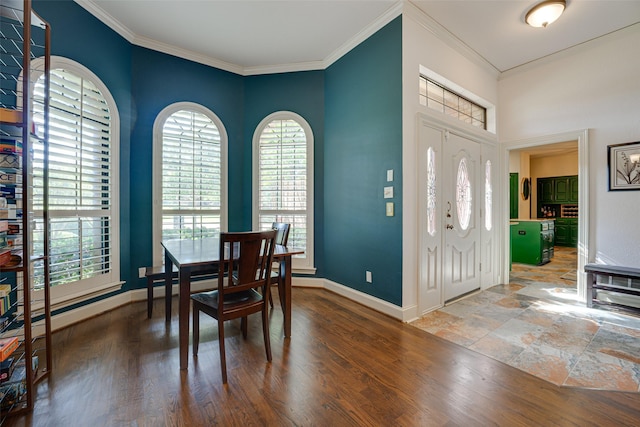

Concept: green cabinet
[[538, 175, 578, 203], [537, 178, 555, 204], [554, 178, 570, 203], [569, 175, 578, 202], [555, 218, 578, 247]]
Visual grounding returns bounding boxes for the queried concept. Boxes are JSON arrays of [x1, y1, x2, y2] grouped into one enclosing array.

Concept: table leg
[[178, 267, 190, 370], [164, 252, 172, 323], [279, 255, 292, 338]]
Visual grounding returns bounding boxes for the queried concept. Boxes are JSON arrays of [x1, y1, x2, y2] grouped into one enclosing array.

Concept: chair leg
[[218, 318, 227, 384], [192, 304, 200, 356], [241, 316, 248, 339], [262, 304, 272, 362], [269, 292, 274, 308]]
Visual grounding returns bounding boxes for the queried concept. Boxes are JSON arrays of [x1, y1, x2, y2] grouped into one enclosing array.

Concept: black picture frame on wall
[[608, 141, 640, 191]]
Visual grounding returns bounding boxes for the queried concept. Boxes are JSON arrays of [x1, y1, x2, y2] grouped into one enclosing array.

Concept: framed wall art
[[608, 141, 640, 191]]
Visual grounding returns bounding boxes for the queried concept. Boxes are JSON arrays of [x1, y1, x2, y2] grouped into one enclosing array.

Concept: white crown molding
[[244, 60, 326, 76], [404, 1, 500, 79], [133, 35, 245, 75], [499, 22, 640, 80], [75, 0, 405, 76], [74, 0, 136, 42], [323, 1, 404, 69]]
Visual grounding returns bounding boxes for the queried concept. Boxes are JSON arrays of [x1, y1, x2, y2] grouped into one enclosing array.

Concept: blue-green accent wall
[[31, 1, 403, 307], [324, 16, 403, 305]]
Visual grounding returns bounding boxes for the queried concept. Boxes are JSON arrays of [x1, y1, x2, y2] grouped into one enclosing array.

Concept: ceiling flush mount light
[[525, 0, 566, 28]]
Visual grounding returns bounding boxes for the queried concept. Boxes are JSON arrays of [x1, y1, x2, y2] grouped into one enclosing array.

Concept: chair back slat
[[272, 222, 290, 246], [217, 230, 277, 303]]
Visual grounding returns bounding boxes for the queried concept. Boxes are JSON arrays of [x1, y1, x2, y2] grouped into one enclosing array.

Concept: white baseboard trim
[[322, 279, 405, 320], [48, 277, 407, 332]]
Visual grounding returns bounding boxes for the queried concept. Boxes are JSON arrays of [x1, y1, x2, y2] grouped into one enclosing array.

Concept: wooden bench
[[585, 263, 640, 313], [145, 265, 216, 320]]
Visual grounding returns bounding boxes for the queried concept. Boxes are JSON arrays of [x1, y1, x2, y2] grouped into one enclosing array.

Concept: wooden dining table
[[161, 236, 304, 370]]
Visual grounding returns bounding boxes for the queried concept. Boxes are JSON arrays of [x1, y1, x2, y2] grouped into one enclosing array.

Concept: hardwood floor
[[5, 288, 640, 426]]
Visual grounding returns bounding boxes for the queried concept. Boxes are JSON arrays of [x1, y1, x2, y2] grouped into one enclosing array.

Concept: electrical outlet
[[366, 271, 372, 283], [138, 267, 146, 279]]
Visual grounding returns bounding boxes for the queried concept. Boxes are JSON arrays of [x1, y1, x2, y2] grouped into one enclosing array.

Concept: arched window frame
[[30, 56, 121, 301], [152, 102, 228, 266], [252, 111, 315, 273]]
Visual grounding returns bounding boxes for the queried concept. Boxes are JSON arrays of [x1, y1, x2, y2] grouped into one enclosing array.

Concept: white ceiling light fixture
[[525, 0, 566, 28]]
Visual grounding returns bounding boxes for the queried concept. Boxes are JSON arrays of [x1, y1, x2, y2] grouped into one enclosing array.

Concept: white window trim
[[29, 56, 122, 303], [152, 102, 228, 266], [419, 65, 496, 135], [252, 111, 315, 274]]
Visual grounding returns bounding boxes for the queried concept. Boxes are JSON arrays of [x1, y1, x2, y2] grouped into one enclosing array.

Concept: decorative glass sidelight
[[456, 157, 472, 230], [485, 160, 492, 231], [426, 147, 437, 236]]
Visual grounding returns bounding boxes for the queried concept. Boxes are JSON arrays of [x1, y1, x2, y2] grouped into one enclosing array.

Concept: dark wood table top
[[162, 236, 304, 268]]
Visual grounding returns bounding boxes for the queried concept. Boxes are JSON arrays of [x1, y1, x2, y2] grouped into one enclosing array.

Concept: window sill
[[293, 266, 316, 275]]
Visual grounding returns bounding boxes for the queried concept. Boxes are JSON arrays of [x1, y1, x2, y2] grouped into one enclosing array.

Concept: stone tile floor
[[411, 247, 640, 392]]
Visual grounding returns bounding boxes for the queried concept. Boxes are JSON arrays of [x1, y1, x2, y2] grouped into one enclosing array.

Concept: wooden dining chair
[[191, 230, 277, 384], [269, 222, 290, 309]]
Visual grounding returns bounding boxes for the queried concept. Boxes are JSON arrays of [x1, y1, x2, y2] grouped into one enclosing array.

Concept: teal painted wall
[[32, 1, 404, 307], [324, 16, 403, 305]]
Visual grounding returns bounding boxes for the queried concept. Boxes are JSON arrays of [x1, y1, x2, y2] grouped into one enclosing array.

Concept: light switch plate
[[386, 202, 394, 216], [384, 186, 393, 199], [387, 169, 393, 182]]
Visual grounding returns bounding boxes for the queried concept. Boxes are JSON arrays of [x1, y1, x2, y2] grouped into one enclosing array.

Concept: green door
[[510, 173, 519, 219]]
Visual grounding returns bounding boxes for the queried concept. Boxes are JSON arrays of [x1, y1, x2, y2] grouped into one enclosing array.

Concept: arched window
[[253, 112, 314, 272], [152, 103, 227, 265], [32, 57, 120, 295]]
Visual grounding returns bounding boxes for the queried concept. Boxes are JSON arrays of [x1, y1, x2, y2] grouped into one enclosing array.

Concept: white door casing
[[481, 143, 499, 288], [417, 120, 443, 313]]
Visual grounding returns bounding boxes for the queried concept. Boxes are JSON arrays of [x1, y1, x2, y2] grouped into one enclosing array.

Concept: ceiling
[[76, 0, 640, 75]]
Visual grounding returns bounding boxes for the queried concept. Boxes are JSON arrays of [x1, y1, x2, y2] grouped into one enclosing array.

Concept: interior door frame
[[501, 129, 590, 301]]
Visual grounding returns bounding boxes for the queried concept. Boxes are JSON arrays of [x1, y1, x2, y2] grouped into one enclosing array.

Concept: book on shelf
[[0, 357, 15, 383], [0, 336, 18, 362], [0, 186, 21, 200], [0, 139, 23, 155], [7, 223, 19, 235], [0, 209, 17, 220], [0, 153, 20, 169], [0, 108, 22, 125], [0, 221, 7, 233], [0, 285, 10, 316], [6, 235, 21, 249]]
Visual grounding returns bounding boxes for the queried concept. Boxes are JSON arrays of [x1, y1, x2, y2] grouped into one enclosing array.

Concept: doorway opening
[[509, 141, 578, 288], [503, 129, 589, 302]]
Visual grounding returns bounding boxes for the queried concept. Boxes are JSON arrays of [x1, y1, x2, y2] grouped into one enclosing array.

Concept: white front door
[[443, 133, 481, 301]]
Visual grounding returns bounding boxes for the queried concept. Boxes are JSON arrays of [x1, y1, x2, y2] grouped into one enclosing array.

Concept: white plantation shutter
[[161, 110, 222, 241], [255, 114, 313, 270], [33, 67, 117, 289]]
